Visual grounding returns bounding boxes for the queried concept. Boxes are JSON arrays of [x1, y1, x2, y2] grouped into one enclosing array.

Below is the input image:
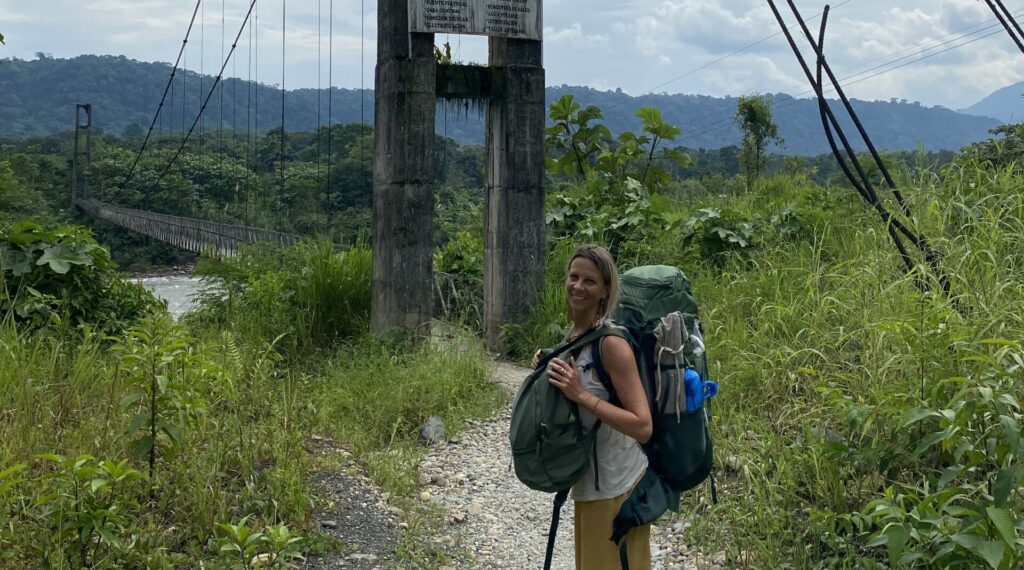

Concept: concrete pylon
[[484, 38, 546, 351], [372, 0, 546, 352], [371, 0, 436, 335]]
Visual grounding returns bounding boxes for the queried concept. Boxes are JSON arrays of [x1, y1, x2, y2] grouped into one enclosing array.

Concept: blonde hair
[[566, 244, 620, 325]]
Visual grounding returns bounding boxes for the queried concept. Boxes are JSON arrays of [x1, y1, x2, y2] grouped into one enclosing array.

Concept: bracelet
[[590, 397, 601, 414]]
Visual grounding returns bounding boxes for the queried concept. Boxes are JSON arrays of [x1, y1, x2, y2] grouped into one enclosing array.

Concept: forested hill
[[1, 54, 1001, 155]]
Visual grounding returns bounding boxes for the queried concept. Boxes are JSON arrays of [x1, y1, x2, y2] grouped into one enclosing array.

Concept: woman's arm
[[547, 336, 653, 444]]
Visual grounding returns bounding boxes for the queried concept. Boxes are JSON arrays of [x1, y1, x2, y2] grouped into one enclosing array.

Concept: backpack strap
[[590, 334, 623, 407], [543, 489, 570, 570]]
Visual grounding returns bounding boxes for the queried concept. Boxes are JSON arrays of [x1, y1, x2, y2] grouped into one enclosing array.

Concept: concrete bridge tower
[[372, 0, 546, 351]]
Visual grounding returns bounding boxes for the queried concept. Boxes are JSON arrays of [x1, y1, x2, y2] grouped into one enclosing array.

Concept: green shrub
[[194, 240, 371, 352], [0, 221, 162, 333]]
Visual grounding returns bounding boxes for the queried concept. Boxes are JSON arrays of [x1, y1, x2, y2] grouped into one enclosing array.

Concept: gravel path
[[301, 439, 399, 570], [420, 361, 707, 570]]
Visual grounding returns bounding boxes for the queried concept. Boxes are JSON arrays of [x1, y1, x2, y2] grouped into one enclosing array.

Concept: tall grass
[[193, 239, 372, 354], [1, 237, 505, 566]]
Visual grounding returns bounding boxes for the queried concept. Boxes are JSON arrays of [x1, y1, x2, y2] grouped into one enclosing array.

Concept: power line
[[619, 0, 854, 105], [280, 0, 287, 228], [680, 16, 1018, 143]]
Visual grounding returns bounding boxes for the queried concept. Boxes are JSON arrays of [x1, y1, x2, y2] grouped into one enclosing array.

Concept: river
[[136, 275, 207, 319]]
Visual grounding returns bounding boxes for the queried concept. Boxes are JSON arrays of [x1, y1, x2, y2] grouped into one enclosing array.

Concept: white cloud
[[544, 23, 609, 47]]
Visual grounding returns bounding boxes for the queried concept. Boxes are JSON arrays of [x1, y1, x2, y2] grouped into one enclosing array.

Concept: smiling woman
[[533, 244, 654, 569]]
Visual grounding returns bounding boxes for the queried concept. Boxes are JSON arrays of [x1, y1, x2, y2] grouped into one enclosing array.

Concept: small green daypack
[[509, 326, 623, 492], [509, 325, 624, 569]]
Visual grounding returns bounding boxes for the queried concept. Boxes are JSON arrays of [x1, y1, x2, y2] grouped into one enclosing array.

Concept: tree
[[734, 94, 782, 191]]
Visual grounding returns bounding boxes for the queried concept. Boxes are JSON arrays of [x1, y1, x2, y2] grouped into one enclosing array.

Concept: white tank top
[[570, 336, 648, 501]]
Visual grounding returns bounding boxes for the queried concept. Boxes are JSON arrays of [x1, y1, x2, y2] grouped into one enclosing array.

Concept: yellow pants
[[573, 487, 651, 570]]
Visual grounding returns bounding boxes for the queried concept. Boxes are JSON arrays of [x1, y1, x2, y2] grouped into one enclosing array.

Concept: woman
[[533, 245, 653, 570]]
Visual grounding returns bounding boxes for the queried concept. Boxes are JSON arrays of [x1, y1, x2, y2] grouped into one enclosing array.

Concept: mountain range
[[0, 54, 1012, 156], [961, 81, 1024, 123]]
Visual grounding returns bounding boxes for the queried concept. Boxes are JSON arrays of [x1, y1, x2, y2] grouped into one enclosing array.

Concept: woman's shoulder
[[598, 330, 634, 364]]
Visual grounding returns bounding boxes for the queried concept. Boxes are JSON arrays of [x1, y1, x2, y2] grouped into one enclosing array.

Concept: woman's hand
[[531, 349, 543, 369], [547, 357, 588, 404]]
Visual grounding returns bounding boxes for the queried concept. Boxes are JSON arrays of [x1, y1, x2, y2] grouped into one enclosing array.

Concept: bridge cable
[[200, 0, 206, 161], [317, 0, 323, 231], [327, 0, 335, 224], [116, 0, 203, 193], [220, 0, 226, 156], [244, 1, 254, 225], [359, 0, 365, 206], [280, 0, 287, 230], [152, 0, 260, 187], [254, 0, 260, 223]]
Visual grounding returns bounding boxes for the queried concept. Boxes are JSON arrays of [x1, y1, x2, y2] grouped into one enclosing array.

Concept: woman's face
[[566, 256, 609, 318]]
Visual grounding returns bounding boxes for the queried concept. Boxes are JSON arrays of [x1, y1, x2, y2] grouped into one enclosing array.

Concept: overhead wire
[[680, 14, 1020, 144], [327, 0, 335, 222], [607, 0, 854, 112], [983, 0, 1024, 55], [200, 0, 206, 157], [317, 0, 323, 229], [280, 0, 287, 229]]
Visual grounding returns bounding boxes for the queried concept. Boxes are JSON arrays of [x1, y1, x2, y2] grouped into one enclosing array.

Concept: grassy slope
[[671, 166, 1024, 565]]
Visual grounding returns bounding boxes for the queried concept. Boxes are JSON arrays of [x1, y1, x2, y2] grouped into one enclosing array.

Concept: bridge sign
[[409, 0, 541, 40]]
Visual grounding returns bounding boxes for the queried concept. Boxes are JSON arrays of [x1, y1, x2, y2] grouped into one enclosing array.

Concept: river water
[[136, 275, 207, 319]]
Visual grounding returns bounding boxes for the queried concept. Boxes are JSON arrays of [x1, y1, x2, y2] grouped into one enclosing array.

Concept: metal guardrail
[[76, 199, 300, 256]]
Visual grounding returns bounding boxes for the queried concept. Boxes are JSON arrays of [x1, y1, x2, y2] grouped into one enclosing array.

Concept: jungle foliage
[[5, 90, 1024, 568]]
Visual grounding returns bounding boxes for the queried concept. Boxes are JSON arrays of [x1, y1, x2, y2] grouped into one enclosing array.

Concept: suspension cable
[[118, 0, 203, 191], [279, 0, 287, 229], [153, 0, 260, 185], [327, 0, 334, 222]]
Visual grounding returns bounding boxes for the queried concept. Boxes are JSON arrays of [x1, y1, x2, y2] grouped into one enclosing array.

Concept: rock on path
[[421, 361, 701, 570]]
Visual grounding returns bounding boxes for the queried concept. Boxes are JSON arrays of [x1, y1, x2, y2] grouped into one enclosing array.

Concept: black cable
[[119, 0, 203, 190], [984, 0, 1024, 55], [317, 0, 323, 229], [811, 8, 915, 273], [280, 0, 287, 229], [153, 0, 260, 185], [253, 0, 259, 218], [200, 0, 206, 158], [245, 2, 253, 226], [359, 0, 365, 202], [220, 0, 225, 155], [327, 0, 335, 221], [784, 0, 908, 212]]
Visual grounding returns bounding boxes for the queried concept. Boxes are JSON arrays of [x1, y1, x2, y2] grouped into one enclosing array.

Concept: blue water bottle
[[684, 368, 703, 412]]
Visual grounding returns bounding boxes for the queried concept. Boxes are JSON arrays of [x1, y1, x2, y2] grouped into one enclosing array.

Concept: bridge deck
[[76, 199, 300, 256]]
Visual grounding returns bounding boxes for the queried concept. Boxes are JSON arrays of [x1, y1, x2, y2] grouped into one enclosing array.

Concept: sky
[[1, 0, 1023, 109]]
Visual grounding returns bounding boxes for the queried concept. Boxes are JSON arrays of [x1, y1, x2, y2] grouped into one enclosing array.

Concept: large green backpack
[[594, 265, 718, 569], [596, 265, 714, 492]]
